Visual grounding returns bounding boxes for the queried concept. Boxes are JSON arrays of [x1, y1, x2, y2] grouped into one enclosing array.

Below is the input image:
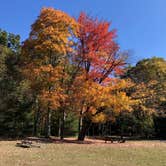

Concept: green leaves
[[0, 29, 20, 52], [124, 57, 166, 116]]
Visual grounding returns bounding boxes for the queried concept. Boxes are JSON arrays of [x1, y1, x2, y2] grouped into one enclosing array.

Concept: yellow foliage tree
[[70, 75, 135, 140], [22, 7, 78, 137]]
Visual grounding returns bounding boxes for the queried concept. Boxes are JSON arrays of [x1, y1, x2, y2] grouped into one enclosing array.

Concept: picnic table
[[16, 140, 40, 148], [104, 136, 126, 143]]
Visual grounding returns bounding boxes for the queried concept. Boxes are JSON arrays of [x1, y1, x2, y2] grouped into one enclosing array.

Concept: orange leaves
[[108, 78, 134, 91], [21, 8, 134, 125], [83, 78, 132, 109], [33, 65, 64, 83], [22, 7, 78, 59], [71, 75, 134, 120], [91, 112, 107, 123], [109, 92, 134, 114], [22, 8, 79, 111], [39, 88, 67, 110]]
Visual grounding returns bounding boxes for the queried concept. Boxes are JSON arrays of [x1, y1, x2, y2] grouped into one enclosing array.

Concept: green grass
[[0, 140, 166, 166]]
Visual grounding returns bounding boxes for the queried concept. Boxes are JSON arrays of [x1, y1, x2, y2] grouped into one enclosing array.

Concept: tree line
[[0, 8, 165, 140]]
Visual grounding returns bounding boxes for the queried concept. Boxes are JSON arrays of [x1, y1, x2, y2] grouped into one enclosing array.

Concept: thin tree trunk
[[60, 109, 65, 140], [93, 124, 95, 137], [58, 116, 61, 137], [109, 122, 111, 136], [33, 99, 40, 136], [78, 111, 83, 135], [33, 108, 40, 136], [45, 106, 51, 138], [45, 49, 52, 138]]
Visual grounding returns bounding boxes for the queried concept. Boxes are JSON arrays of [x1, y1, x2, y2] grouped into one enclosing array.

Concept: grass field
[[0, 138, 166, 166]]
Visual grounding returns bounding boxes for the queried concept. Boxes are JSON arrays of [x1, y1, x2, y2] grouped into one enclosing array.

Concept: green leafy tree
[[122, 57, 166, 138], [124, 57, 166, 115], [0, 35, 33, 137]]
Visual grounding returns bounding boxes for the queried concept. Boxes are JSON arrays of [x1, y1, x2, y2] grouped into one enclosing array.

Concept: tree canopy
[[0, 7, 165, 140]]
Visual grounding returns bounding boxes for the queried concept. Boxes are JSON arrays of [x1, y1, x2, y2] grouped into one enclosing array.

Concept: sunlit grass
[[0, 139, 166, 166]]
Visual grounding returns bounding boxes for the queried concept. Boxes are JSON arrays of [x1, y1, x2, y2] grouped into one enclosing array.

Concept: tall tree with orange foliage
[[22, 8, 78, 137]]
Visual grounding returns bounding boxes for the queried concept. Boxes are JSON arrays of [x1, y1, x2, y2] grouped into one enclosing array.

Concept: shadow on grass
[[1, 136, 165, 144], [27, 137, 93, 144], [87, 136, 166, 142]]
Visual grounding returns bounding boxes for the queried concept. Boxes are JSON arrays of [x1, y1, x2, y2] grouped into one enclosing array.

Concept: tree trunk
[[60, 109, 65, 140], [78, 118, 91, 141], [33, 99, 40, 136], [58, 116, 61, 137], [33, 109, 40, 136], [45, 106, 51, 138], [109, 122, 112, 136], [78, 111, 83, 135], [120, 125, 124, 139]]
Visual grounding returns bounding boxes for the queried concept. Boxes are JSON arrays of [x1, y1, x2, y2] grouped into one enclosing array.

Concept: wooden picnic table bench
[[104, 136, 126, 143], [16, 139, 40, 148]]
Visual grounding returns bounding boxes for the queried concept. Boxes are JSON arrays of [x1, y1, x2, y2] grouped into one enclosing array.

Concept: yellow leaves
[[21, 7, 139, 124], [32, 63, 69, 110], [85, 106, 107, 123], [135, 105, 155, 117], [110, 92, 134, 113], [27, 7, 78, 56], [108, 78, 134, 91], [31, 64, 67, 84], [71, 75, 135, 120], [39, 87, 67, 110], [91, 113, 107, 123], [22, 61, 68, 111], [34, 65, 52, 74], [131, 81, 156, 103], [89, 106, 97, 115], [22, 9, 79, 111]]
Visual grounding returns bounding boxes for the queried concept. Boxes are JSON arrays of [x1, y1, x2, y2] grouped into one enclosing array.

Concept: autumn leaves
[[22, 8, 134, 140]]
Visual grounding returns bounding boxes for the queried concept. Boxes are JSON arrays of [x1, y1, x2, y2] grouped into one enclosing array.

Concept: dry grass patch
[[0, 139, 166, 166]]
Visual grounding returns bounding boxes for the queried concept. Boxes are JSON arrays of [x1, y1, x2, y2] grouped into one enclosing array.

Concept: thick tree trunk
[[78, 118, 91, 141]]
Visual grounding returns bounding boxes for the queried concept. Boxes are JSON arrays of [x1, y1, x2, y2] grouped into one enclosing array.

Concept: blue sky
[[0, 0, 165, 63]]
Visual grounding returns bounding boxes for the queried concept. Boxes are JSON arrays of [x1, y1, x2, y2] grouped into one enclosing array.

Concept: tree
[[71, 13, 129, 140], [22, 7, 78, 138], [123, 57, 166, 115], [0, 29, 20, 52], [70, 75, 135, 140], [122, 57, 166, 138], [75, 12, 126, 82], [0, 32, 33, 137]]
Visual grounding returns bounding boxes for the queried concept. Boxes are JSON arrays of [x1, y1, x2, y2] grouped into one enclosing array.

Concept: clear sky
[[0, 0, 165, 63]]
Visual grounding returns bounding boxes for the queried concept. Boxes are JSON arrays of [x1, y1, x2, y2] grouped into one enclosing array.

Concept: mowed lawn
[[0, 139, 166, 166]]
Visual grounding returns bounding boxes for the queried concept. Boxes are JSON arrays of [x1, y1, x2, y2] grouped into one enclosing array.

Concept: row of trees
[[0, 8, 165, 140]]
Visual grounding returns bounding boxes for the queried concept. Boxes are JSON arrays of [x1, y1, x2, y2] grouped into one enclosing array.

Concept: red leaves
[[76, 12, 125, 83], [78, 12, 118, 59]]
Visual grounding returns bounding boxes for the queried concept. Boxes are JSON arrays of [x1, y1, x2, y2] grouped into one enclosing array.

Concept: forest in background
[[0, 8, 165, 140]]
